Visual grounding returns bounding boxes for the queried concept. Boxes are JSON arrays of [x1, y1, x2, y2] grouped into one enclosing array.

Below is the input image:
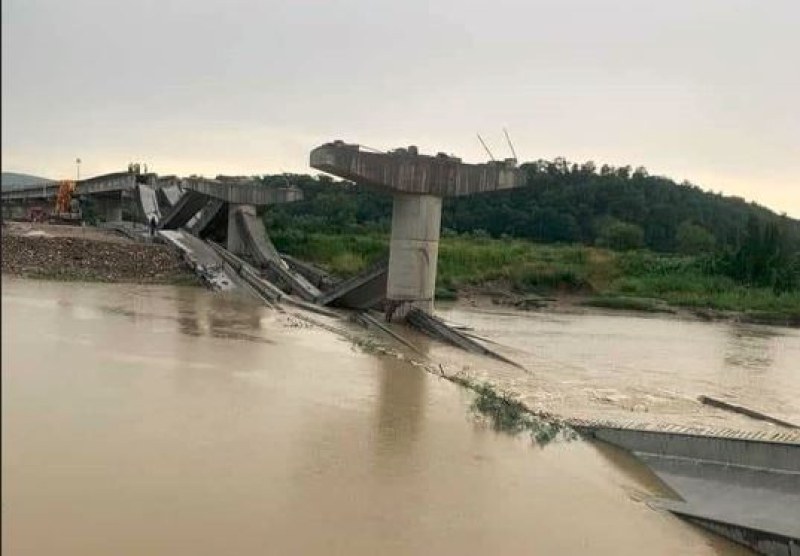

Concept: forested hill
[[262, 158, 800, 254]]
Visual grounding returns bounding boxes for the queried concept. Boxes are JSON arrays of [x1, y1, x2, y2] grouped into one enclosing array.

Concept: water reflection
[[374, 357, 427, 461], [175, 288, 273, 344]]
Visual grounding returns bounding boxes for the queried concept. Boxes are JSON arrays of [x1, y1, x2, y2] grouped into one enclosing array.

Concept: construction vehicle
[[50, 180, 81, 224]]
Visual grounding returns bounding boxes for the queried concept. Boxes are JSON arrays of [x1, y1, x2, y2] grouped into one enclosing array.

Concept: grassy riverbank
[[270, 230, 800, 324]]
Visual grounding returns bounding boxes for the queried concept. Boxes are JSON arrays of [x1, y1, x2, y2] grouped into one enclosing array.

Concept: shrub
[[676, 221, 716, 254], [596, 221, 645, 251]]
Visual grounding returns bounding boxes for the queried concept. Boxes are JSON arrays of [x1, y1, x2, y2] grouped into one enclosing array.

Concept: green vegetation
[[269, 229, 387, 276], [461, 380, 574, 446], [269, 229, 800, 321], [260, 161, 799, 323], [596, 220, 645, 251], [262, 164, 800, 255], [676, 221, 716, 255]]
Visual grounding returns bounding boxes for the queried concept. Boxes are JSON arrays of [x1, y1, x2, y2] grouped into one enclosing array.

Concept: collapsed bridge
[[4, 151, 798, 556], [310, 140, 524, 320]]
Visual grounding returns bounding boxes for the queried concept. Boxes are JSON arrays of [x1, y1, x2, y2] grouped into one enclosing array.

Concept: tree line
[[260, 158, 800, 291]]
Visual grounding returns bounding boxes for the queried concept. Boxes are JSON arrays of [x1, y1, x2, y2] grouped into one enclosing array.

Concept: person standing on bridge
[[149, 216, 157, 237]]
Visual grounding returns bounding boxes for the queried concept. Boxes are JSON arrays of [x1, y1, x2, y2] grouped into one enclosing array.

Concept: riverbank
[[269, 230, 800, 327], [1, 222, 198, 285]]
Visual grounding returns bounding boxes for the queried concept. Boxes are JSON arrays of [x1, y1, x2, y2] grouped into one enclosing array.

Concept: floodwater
[[2, 278, 751, 555], [432, 304, 800, 432]]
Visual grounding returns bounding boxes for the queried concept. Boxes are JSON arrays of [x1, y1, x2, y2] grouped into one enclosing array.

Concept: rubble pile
[[1, 234, 195, 284]]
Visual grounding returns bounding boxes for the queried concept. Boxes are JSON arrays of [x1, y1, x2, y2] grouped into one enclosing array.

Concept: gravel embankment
[[1, 233, 197, 284]]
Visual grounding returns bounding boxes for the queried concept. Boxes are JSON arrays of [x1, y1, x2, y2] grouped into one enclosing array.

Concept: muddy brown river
[[2, 278, 763, 554], [431, 303, 800, 432]]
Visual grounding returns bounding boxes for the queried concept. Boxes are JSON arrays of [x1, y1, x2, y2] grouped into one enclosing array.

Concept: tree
[[676, 221, 715, 254], [260, 159, 800, 260], [716, 215, 800, 291], [596, 221, 645, 251]]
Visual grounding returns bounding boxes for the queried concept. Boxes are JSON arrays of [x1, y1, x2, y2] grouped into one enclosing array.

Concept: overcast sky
[[2, 0, 798, 215]]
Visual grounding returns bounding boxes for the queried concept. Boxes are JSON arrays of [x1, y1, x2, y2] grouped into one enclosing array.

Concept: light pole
[[76, 158, 81, 181]]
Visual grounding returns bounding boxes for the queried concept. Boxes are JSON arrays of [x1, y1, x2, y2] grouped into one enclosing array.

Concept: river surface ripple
[[431, 303, 800, 432]]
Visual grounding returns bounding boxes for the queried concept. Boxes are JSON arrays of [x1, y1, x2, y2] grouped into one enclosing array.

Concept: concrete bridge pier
[[310, 141, 524, 321], [387, 194, 442, 318], [227, 203, 256, 256], [94, 193, 123, 223]]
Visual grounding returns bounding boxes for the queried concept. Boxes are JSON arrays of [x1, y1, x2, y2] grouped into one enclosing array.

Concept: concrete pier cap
[[309, 140, 522, 197], [310, 141, 525, 319]]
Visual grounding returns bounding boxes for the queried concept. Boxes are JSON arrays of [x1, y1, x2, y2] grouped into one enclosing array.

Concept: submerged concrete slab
[[207, 240, 339, 317], [310, 141, 524, 197], [281, 254, 340, 292], [262, 259, 322, 302], [406, 308, 525, 369], [158, 230, 237, 290], [577, 425, 800, 471], [658, 503, 800, 556], [206, 240, 284, 306], [575, 423, 800, 555]]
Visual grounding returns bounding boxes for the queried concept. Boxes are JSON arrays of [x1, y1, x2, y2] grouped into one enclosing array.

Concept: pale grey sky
[[2, 0, 799, 215]]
